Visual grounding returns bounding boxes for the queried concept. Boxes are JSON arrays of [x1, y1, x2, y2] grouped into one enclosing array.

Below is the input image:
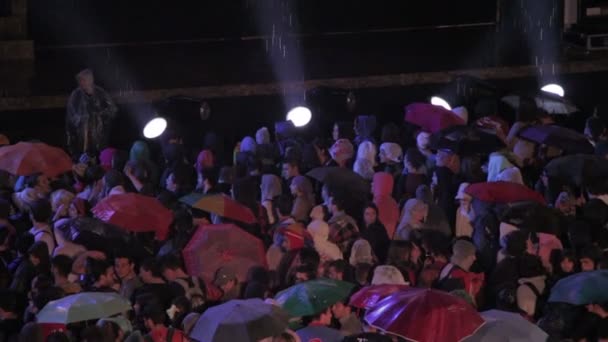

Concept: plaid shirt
[[328, 212, 359, 253]]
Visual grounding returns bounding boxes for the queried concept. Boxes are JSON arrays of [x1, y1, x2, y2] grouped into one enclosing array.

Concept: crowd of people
[[0, 86, 608, 342]]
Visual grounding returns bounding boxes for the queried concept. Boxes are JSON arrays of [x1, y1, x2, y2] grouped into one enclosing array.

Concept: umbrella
[[0, 142, 72, 177], [464, 310, 548, 342], [189, 299, 289, 342], [92, 193, 173, 240], [36, 292, 131, 324], [465, 182, 546, 205], [404, 103, 465, 133], [307, 167, 370, 196], [502, 94, 579, 115], [500, 201, 561, 235], [179, 193, 257, 224], [274, 278, 355, 317], [365, 288, 484, 342], [349, 284, 409, 309], [517, 125, 594, 154], [548, 270, 608, 305], [182, 224, 266, 283], [544, 154, 608, 186], [429, 125, 506, 155]]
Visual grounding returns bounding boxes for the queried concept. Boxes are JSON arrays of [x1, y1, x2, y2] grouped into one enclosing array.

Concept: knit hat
[[371, 265, 407, 285], [455, 183, 471, 200], [379, 143, 403, 163], [330, 139, 354, 165], [213, 267, 238, 287], [256, 127, 270, 145], [452, 240, 476, 260]]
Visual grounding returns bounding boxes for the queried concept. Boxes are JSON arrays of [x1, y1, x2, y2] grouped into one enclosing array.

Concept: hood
[[330, 139, 354, 164], [256, 127, 270, 145], [371, 265, 407, 285], [99, 148, 117, 170], [349, 239, 374, 266], [307, 219, 330, 241], [356, 115, 377, 138], [372, 172, 394, 197], [129, 140, 150, 162], [240, 136, 257, 154], [196, 150, 215, 171], [261, 174, 282, 201], [487, 153, 514, 182], [356, 141, 377, 164], [354, 159, 375, 180]]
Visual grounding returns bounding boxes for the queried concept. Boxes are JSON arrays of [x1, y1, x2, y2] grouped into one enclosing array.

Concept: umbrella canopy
[[500, 201, 562, 235], [307, 167, 370, 196], [464, 310, 548, 342], [365, 288, 484, 342], [429, 125, 506, 155], [274, 278, 355, 317], [0, 142, 72, 177], [36, 292, 131, 324], [502, 94, 579, 115], [182, 224, 266, 283], [190, 299, 289, 342], [349, 284, 409, 309], [517, 125, 593, 154], [465, 182, 546, 205], [548, 270, 608, 305], [544, 154, 608, 186], [404, 103, 465, 133], [180, 193, 257, 224], [92, 193, 173, 240]]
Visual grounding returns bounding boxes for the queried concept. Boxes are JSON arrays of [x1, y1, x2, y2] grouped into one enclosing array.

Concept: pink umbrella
[[183, 224, 267, 283], [404, 103, 465, 133]]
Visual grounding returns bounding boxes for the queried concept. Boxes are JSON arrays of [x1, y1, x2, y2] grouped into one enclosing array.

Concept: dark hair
[[387, 240, 413, 265], [294, 265, 316, 280], [0, 289, 18, 313], [103, 169, 124, 190], [127, 160, 150, 183], [312, 137, 331, 152], [141, 304, 166, 325], [28, 241, 50, 271], [504, 230, 529, 257], [16, 232, 34, 255], [29, 199, 52, 223], [274, 194, 294, 217], [84, 165, 105, 185], [98, 320, 121, 341], [111, 150, 129, 172], [114, 251, 136, 265], [140, 258, 163, 278], [329, 259, 348, 274], [25, 173, 44, 189], [200, 167, 218, 187], [329, 195, 347, 211], [168, 164, 196, 194], [171, 296, 192, 313], [298, 248, 321, 271], [364, 202, 379, 217], [0, 198, 10, 219], [159, 254, 184, 272], [405, 148, 426, 170], [518, 254, 544, 278], [586, 178, 608, 196], [579, 245, 601, 262], [51, 255, 74, 278], [86, 258, 112, 283]]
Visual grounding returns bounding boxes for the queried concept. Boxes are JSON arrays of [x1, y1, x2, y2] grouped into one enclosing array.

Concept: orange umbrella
[[179, 193, 257, 224], [92, 193, 173, 240], [0, 142, 72, 177]]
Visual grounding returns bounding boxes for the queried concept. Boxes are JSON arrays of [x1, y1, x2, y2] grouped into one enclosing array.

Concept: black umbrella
[[500, 201, 562, 235], [517, 125, 594, 155], [430, 125, 506, 155], [502, 93, 579, 115], [307, 167, 370, 197], [544, 154, 608, 186]]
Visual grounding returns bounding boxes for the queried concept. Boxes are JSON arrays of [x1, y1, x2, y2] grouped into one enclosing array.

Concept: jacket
[[372, 172, 400, 238]]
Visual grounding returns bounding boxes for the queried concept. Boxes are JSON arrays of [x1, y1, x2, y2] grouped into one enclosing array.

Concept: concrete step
[[0, 16, 27, 39], [0, 39, 33, 60]]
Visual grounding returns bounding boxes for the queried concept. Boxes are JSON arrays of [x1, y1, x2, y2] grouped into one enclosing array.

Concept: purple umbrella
[[517, 125, 593, 154]]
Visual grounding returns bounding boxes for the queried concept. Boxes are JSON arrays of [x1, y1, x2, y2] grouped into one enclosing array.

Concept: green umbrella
[[548, 270, 608, 305], [274, 278, 355, 317], [36, 292, 132, 324]]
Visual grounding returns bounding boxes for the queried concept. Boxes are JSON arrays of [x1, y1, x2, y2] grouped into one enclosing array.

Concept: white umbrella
[[37, 292, 132, 324]]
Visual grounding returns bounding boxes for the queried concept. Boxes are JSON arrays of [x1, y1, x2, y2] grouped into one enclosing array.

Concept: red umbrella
[[349, 284, 409, 309], [0, 142, 72, 177], [179, 193, 257, 224], [92, 193, 173, 240], [182, 224, 267, 283], [404, 103, 465, 133], [365, 288, 485, 342], [465, 182, 546, 205]]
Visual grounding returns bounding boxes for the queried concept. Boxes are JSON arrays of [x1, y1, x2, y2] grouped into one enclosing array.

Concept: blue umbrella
[[548, 270, 608, 305], [464, 310, 548, 342], [189, 299, 289, 342]]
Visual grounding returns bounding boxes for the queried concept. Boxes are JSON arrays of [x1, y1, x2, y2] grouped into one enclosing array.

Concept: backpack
[[521, 281, 547, 321], [173, 277, 206, 308], [435, 264, 485, 305], [144, 327, 174, 342]]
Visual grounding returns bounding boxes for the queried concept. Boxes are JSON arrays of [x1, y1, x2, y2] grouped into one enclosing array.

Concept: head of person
[[68, 197, 90, 219], [141, 304, 166, 331], [76, 69, 95, 94], [386, 240, 414, 265], [25, 172, 50, 196], [51, 254, 73, 280], [585, 116, 606, 141], [213, 267, 238, 293], [579, 246, 600, 272], [403, 199, 428, 225], [330, 139, 355, 167], [102, 169, 125, 196], [327, 259, 348, 281], [294, 265, 315, 283], [312, 137, 332, 164], [160, 254, 186, 282], [165, 164, 195, 194], [450, 239, 477, 272], [281, 159, 300, 180], [274, 194, 294, 220], [518, 254, 545, 278], [28, 241, 50, 270], [197, 167, 218, 192], [404, 148, 426, 173], [556, 250, 577, 274], [0, 289, 19, 319], [328, 195, 347, 215], [304, 307, 333, 327], [378, 142, 403, 165], [416, 131, 431, 151], [29, 198, 53, 224], [290, 175, 312, 199], [363, 203, 379, 227], [114, 252, 137, 280], [331, 300, 353, 320], [139, 258, 163, 283], [86, 258, 116, 288], [436, 149, 460, 173]]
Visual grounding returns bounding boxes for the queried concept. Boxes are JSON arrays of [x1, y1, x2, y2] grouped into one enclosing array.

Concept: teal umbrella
[[36, 292, 132, 324], [464, 310, 548, 342], [274, 278, 355, 317], [548, 270, 608, 305]]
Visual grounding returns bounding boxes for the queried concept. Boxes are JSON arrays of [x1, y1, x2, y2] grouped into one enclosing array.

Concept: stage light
[[541, 84, 565, 97], [143, 117, 167, 139], [431, 96, 452, 110], [286, 106, 312, 127]]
